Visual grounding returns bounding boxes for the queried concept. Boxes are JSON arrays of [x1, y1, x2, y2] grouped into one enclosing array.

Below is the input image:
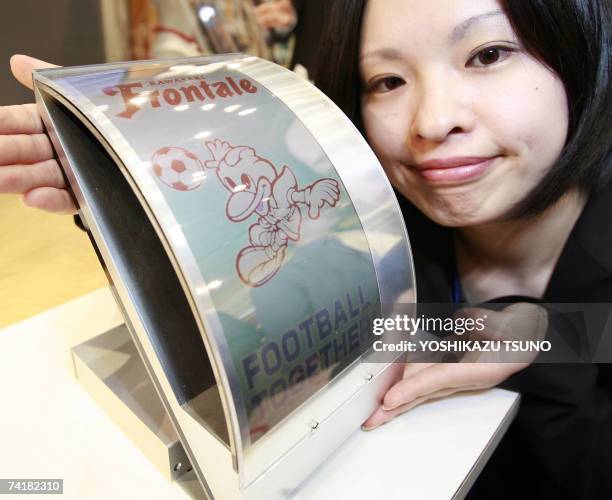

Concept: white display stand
[[0, 287, 519, 500]]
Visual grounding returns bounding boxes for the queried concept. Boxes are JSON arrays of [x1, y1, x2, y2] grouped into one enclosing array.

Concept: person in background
[[253, 0, 297, 32], [254, 0, 328, 78], [136, 0, 296, 65]]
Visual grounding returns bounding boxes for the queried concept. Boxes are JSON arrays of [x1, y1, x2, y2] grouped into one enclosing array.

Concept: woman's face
[[360, 0, 569, 226]]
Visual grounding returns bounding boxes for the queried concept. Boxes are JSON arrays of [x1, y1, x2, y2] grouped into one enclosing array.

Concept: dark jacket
[[398, 186, 612, 500]]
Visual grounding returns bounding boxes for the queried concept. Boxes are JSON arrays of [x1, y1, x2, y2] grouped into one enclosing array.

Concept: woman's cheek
[[480, 60, 569, 168], [362, 104, 408, 166]]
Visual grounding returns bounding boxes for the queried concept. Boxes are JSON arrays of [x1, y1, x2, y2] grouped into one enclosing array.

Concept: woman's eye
[[368, 76, 405, 93], [467, 46, 513, 68]]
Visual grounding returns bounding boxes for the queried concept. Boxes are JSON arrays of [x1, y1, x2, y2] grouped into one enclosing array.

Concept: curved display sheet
[[34, 55, 415, 492]]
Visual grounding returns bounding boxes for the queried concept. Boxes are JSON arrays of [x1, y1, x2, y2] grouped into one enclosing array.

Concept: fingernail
[[361, 419, 390, 431], [381, 403, 398, 411], [361, 423, 379, 432]]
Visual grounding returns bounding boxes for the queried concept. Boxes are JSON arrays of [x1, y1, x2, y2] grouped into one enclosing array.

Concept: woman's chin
[[414, 201, 492, 228]]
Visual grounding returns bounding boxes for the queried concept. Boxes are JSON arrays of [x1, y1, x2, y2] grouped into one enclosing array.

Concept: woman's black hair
[[314, 0, 612, 218]]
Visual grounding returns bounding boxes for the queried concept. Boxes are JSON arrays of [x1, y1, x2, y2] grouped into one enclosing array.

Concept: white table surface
[[0, 287, 519, 500]]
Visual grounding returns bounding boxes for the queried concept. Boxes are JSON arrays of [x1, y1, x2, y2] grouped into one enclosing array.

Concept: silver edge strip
[[34, 53, 245, 80], [33, 75, 247, 479]]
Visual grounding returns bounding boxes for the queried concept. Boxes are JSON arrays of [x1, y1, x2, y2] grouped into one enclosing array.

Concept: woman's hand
[[362, 303, 547, 430], [1, 55, 76, 214], [253, 0, 297, 31], [362, 362, 525, 430]]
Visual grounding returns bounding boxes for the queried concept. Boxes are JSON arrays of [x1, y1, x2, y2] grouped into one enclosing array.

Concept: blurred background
[[0, 0, 326, 327]]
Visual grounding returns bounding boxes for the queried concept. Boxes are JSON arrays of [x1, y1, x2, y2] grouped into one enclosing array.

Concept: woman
[[314, 0, 611, 498]]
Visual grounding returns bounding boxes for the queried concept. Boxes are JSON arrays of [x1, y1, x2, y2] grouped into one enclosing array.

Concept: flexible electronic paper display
[[33, 54, 415, 499]]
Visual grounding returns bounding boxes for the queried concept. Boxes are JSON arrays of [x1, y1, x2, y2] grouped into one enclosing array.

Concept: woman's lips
[[411, 156, 499, 184]]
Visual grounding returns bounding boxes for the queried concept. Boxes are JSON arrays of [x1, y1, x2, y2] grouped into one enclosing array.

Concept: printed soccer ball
[[152, 147, 206, 191]]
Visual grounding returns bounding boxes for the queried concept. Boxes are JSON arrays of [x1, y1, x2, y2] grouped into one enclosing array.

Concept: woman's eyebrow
[[360, 9, 505, 62], [450, 10, 504, 42], [359, 47, 404, 63]]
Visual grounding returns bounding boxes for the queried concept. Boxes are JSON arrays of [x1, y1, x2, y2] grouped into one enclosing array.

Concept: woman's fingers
[[22, 186, 76, 214], [0, 104, 44, 135], [10, 54, 57, 90], [0, 134, 54, 165], [0, 159, 65, 193], [362, 362, 529, 431], [363, 387, 461, 430], [362, 394, 431, 430], [402, 362, 435, 379], [361, 363, 459, 430], [4, 55, 74, 216], [383, 363, 467, 410]]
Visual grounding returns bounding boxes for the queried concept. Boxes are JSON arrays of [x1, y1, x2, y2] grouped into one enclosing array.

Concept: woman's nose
[[410, 77, 474, 144]]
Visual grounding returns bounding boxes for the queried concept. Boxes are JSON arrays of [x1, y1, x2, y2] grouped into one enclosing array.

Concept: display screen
[[47, 58, 382, 445]]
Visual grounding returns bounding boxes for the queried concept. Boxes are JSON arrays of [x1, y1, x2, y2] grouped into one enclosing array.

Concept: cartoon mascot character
[[204, 139, 341, 287]]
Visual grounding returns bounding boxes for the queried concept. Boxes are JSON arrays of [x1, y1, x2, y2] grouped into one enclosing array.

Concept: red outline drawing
[[151, 146, 206, 191], [204, 139, 341, 287]]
